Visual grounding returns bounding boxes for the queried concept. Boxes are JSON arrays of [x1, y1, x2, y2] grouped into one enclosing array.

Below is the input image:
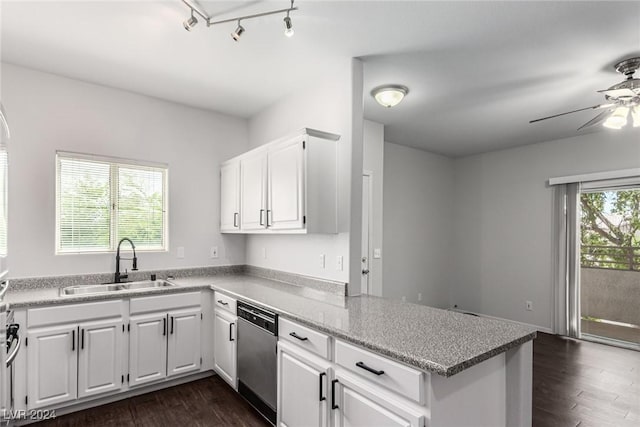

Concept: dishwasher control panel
[[237, 301, 278, 335]]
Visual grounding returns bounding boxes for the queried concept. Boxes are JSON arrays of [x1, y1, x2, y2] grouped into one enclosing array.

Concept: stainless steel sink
[[60, 280, 176, 296]]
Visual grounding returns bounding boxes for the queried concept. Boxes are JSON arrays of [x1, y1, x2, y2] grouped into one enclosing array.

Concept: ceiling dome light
[[183, 12, 198, 31], [231, 22, 245, 41], [284, 15, 294, 37], [371, 85, 409, 108], [603, 106, 629, 129]]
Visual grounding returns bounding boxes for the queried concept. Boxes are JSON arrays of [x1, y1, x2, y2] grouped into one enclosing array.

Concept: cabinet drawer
[[213, 292, 237, 315], [278, 317, 331, 360], [334, 340, 424, 404]]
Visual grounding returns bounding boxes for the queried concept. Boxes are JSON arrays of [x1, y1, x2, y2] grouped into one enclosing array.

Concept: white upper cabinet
[[267, 137, 305, 230], [220, 128, 340, 234], [240, 151, 267, 231], [220, 160, 241, 232]]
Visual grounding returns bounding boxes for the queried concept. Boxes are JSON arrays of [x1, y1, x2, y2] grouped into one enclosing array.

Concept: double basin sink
[[60, 279, 176, 296]]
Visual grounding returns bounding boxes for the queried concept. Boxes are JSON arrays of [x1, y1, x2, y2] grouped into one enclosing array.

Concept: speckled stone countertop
[[177, 275, 536, 377], [4, 273, 535, 377]]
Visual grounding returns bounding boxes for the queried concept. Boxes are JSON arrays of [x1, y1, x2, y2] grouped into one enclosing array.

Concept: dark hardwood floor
[[36, 375, 270, 427], [34, 332, 640, 426], [533, 332, 640, 427]]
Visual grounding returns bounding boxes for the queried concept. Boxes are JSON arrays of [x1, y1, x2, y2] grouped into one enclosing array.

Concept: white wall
[[363, 120, 384, 296], [2, 63, 249, 278], [382, 142, 454, 307], [244, 59, 362, 285], [452, 129, 640, 330]]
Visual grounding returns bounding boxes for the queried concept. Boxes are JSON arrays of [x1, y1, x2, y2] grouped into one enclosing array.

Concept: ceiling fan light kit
[[530, 56, 640, 131], [181, 0, 296, 41], [372, 85, 409, 108]]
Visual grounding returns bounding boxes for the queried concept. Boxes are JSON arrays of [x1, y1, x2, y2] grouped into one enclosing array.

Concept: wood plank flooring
[[36, 375, 270, 427], [533, 332, 640, 427], [34, 332, 640, 426]]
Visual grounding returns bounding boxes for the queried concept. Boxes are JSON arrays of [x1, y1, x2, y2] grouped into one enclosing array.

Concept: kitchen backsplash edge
[[9, 265, 348, 296]]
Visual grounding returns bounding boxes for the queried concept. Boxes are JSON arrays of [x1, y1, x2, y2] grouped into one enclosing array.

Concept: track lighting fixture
[[284, 14, 294, 37], [180, 0, 297, 42], [231, 21, 245, 41], [183, 11, 198, 31]]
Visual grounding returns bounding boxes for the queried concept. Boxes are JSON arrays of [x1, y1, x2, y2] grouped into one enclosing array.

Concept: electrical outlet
[[373, 248, 381, 259], [336, 256, 343, 271], [320, 254, 325, 269], [210, 246, 218, 259], [402, 296, 407, 302], [177, 246, 185, 259], [262, 247, 267, 259], [418, 293, 422, 302], [526, 301, 533, 311]]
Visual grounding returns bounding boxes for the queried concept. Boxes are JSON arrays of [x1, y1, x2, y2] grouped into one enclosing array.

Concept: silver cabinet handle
[[6, 335, 21, 367], [233, 212, 239, 227], [0, 280, 9, 300], [259, 209, 265, 226]]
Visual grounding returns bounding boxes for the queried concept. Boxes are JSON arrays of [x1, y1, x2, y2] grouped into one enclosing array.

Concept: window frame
[[55, 151, 169, 254]]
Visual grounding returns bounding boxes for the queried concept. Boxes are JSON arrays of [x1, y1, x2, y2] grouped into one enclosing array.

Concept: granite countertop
[[176, 275, 537, 377], [4, 273, 536, 377], [2, 280, 212, 308]]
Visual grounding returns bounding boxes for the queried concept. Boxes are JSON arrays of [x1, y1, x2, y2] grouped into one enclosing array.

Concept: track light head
[[183, 11, 198, 32], [231, 22, 245, 41], [284, 15, 294, 37]]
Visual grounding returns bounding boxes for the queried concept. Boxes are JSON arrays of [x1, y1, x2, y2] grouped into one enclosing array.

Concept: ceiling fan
[[530, 56, 640, 130]]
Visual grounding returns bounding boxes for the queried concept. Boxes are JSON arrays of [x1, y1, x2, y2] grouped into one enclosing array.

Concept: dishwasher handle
[[229, 322, 235, 341]]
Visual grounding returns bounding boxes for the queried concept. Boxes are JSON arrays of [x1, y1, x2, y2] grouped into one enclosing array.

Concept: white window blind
[[56, 153, 168, 253]]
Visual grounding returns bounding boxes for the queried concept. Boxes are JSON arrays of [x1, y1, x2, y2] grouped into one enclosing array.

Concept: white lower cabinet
[[27, 324, 78, 409], [129, 308, 202, 387], [78, 319, 124, 399], [27, 318, 125, 409], [129, 312, 168, 387], [167, 308, 202, 376], [331, 370, 425, 427], [213, 308, 237, 388], [277, 340, 331, 427]]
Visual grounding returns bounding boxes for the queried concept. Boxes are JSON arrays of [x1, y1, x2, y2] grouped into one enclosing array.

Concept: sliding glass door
[[578, 183, 640, 349]]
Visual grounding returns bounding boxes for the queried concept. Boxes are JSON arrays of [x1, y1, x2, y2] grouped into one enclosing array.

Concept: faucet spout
[[115, 238, 138, 284]]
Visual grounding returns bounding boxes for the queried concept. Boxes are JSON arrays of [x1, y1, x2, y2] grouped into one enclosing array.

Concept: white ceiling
[[2, 1, 640, 156]]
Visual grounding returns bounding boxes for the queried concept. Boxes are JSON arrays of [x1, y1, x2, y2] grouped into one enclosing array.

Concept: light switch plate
[[320, 254, 325, 269], [373, 248, 381, 259], [337, 256, 343, 271], [177, 246, 185, 259], [210, 246, 219, 258]]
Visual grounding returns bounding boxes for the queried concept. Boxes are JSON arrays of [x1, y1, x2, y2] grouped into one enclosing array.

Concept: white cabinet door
[[27, 325, 78, 409], [240, 152, 267, 230], [220, 161, 241, 232], [278, 341, 331, 427], [267, 137, 305, 230], [77, 319, 123, 399], [167, 308, 201, 377], [332, 371, 424, 427], [129, 312, 167, 387], [213, 309, 237, 388]]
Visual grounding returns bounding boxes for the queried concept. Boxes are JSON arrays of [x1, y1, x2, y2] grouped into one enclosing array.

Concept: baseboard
[[16, 371, 215, 425], [449, 308, 553, 334]]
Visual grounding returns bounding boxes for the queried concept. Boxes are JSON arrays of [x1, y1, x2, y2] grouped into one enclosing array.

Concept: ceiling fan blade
[[529, 104, 614, 123], [597, 88, 637, 98], [576, 109, 613, 131]]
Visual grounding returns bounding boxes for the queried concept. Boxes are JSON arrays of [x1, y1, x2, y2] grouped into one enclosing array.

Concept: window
[[56, 152, 168, 253]]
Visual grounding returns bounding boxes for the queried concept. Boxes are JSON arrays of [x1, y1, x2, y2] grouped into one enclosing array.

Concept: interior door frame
[[361, 171, 373, 295]]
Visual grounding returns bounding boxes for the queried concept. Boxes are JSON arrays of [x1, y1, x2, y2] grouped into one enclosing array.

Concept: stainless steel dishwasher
[[237, 301, 278, 425]]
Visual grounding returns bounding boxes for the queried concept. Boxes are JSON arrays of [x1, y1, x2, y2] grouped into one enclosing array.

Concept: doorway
[[577, 184, 640, 349]]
